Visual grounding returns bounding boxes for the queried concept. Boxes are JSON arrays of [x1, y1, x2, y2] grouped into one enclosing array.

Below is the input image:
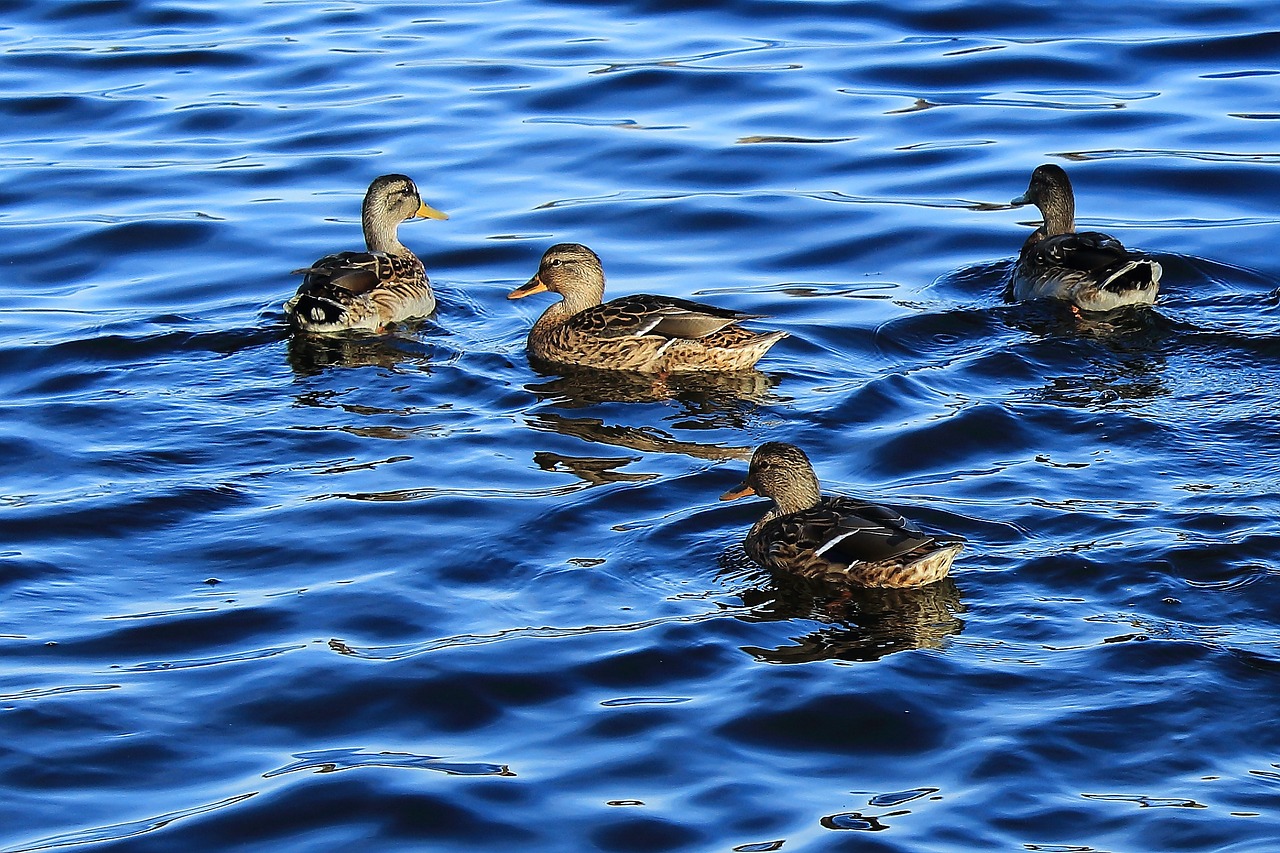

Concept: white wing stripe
[[814, 525, 902, 558], [814, 529, 860, 557], [634, 317, 663, 336]]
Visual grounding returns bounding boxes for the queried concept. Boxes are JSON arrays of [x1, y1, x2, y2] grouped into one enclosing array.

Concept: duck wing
[[567, 294, 759, 340], [1027, 231, 1130, 273], [292, 251, 417, 298], [767, 497, 937, 568], [1020, 231, 1161, 307]]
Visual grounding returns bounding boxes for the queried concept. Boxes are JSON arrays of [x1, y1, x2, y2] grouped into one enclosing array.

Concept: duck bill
[[1009, 192, 1030, 207], [508, 275, 548, 300], [414, 201, 449, 221], [719, 480, 756, 502]]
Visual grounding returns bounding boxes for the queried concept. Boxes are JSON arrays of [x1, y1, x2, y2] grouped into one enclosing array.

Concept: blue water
[[4, 1, 1280, 850]]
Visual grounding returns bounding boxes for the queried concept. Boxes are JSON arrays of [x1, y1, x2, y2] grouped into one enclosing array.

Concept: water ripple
[[4, 2, 1280, 851], [1, 794, 257, 853], [328, 606, 750, 661], [263, 747, 514, 778]]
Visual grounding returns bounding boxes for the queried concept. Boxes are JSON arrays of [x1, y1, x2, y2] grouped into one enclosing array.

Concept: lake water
[[4, 1, 1280, 851]]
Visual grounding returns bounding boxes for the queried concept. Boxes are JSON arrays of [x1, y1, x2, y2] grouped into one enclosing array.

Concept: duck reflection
[[526, 362, 777, 411], [1033, 357, 1168, 407], [1022, 304, 1173, 407], [719, 549, 967, 663], [1003, 297, 1174, 340], [285, 327, 443, 376], [533, 451, 658, 486], [527, 412, 751, 462], [520, 362, 771, 482]]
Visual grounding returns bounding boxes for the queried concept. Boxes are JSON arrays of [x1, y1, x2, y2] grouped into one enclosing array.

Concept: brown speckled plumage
[[508, 243, 787, 373], [721, 442, 962, 589], [285, 174, 447, 334], [1009, 164, 1161, 313]]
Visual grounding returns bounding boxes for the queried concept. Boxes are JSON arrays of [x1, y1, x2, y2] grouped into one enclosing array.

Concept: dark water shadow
[[717, 548, 967, 664]]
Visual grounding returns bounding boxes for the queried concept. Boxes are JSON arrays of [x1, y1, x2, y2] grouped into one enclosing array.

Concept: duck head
[[361, 174, 447, 252], [721, 441, 823, 515], [1010, 164, 1075, 236], [508, 242, 607, 309]]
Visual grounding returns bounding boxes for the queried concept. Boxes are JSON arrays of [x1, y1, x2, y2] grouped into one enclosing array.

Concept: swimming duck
[[1009, 164, 1161, 312], [508, 243, 787, 373], [720, 442, 962, 588], [286, 174, 448, 333]]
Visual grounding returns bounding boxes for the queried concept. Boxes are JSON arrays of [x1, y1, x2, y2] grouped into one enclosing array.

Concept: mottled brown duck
[[1009, 163, 1161, 313], [508, 243, 787, 373], [720, 442, 962, 589], [286, 174, 448, 333]]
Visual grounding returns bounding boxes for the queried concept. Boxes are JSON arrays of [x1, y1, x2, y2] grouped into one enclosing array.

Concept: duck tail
[[754, 329, 789, 350], [744, 330, 789, 364], [1101, 258, 1162, 297], [287, 293, 347, 328]]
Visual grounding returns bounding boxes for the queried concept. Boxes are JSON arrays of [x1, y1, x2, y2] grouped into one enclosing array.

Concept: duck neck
[[363, 204, 407, 255], [770, 473, 823, 516], [1039, 193, 1075, 238], [561, 279, 604, 315], [531, 278, 603, 333], [531, 298, 575, 336]]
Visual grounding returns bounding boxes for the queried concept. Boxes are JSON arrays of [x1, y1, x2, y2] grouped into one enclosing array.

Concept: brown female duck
[[720, 442, 962, 588], [1009, 164, 1161, 313], [508, 243, 787, 373], [286, 174, 448, 333]]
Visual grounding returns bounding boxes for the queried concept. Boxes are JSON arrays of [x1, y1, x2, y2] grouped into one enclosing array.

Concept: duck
[[507, 243, 787, 373], [720, 442, 962, 588], [285, 174, 448, 333], [1009, 164, 1161, 313]]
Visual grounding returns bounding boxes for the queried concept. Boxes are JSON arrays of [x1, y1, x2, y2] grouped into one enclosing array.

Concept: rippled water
[[4, 1, 1280, 851]]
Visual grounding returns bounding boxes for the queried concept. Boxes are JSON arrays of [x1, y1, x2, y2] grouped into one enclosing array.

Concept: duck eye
[[550, 259, 563, 267]]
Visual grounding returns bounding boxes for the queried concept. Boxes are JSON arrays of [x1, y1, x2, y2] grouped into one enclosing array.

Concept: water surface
[[3, 1, 1280, 851]]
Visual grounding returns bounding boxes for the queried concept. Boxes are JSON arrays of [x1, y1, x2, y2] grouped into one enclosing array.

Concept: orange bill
[[719, 481, 756, 501], [415, 201, 449, 221], [508, 275, 548, 300]]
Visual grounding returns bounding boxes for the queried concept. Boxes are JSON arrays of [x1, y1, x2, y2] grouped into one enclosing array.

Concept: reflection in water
[[1022, 309, 1174, 408], [855, 88, 1156, 113], [533, 451, 657, 486], [588, 38, 800, 76], [285, 327, 443, 376], [526, 363, 776, 412], [527, 412, 751, 462], [818, 787, 941, 833], [523, 374, 763, 485], [314, 480, 592, 503], [1033, 362, 1168, 408], [288, 387, 452, 441], [737, 135, 856, 145], [1061, 147, 1280, 166], [263, 747, 514, 779], [720, 549, 966, 663], [1007, 301, 1175, 339]]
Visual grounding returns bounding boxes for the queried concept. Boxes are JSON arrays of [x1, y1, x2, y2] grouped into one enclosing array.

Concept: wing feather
[[565, 294, 756, 340]]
